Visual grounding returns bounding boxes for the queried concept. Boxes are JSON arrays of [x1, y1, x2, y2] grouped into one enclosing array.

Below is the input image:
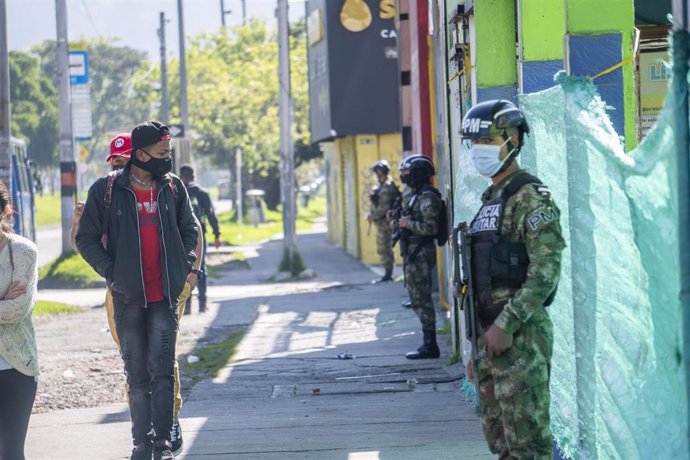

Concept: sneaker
[[153, 440, 174, 460], [170, 418, 183, 457], [130, 439, 153, 460]]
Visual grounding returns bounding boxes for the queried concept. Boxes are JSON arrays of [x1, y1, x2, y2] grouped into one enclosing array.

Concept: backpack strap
[[101, 172, 118, 250]]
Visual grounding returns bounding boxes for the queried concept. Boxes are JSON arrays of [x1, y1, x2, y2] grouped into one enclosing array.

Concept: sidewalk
[[27, 231, 491, 459]]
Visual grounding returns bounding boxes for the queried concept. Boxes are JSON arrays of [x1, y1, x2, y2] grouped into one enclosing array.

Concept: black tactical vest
[[469, 174, 541, 310]]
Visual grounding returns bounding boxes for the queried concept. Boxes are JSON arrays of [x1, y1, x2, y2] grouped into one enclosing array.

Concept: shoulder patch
[[527, 206, 558, 232], [535, 185, 551, 197]]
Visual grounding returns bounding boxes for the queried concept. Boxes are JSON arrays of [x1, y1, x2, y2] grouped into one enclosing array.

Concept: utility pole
[[220, 0, 231, 27], [236, 147, 243, 222], [177, 0, 189, 132], [56, 0, 76, 254], [241, 0, 247, 25], [158, 12, 169, 123], [277, 0, 296, 268], [0, 0, 11, 193]]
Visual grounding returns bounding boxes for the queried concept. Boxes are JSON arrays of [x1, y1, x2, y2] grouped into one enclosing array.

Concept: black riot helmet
[[399, 153, 434, 189], [371, 159, 391, 175], [461, 99, 530, 145], [461, 99, 530, 175]]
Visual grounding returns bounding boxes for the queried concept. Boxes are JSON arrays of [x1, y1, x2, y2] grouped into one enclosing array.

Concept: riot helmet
[[460, 100, 530, 177], [371, 160, 391, 175], [399, 153, 434, 189]]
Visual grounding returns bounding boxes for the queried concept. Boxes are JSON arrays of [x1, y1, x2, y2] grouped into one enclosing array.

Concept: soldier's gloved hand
[[385, 210, 395, 223], [398, 216, 411, 228], [366, 214, 373, 223], [484, 324, 513, 358]]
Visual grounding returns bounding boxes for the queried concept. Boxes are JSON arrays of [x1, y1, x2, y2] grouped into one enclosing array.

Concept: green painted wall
[[521, 0, 566, 61], [475, 0, 517, 87], [567, 0, 634, 33]]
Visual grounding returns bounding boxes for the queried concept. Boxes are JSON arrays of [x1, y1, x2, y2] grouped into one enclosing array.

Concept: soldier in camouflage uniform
[[397, 154, 443, 360], [461, 100, 565, 459], [367, 160, 400, 283]]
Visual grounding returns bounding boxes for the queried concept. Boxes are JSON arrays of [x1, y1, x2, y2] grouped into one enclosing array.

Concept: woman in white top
[[0, 179, 39, 460]]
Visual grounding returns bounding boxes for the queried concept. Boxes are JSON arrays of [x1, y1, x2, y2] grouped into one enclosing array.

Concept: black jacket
[[76, 164, 198, 306], [185, 182, 220, 238]]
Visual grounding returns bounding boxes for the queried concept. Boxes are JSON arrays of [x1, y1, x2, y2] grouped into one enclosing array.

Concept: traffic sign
[[169, 124, 185, 138], [69, 51, 89, 85]]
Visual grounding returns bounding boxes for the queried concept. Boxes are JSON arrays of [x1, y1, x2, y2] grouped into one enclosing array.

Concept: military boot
[[372, 267, 393, 284], [405, 330, 440, 359]]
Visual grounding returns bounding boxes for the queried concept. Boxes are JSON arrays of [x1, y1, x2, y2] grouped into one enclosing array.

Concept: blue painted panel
[[476, 85, 518, 103], [568, 34, 625, 136], [522, 60, 564, 93]]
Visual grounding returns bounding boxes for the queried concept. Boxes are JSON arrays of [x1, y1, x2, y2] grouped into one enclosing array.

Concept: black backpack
[[419, 185, 449, 247]]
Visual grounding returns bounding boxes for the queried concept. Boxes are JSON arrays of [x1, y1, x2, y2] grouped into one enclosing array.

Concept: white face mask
[[470, 139, 512, 178]]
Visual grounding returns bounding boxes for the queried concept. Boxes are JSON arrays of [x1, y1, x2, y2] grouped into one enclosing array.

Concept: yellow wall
[[356, 134, 404, 265], [326, 133, 404, 266]]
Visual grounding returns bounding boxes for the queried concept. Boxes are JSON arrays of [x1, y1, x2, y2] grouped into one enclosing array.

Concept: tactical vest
[[469, 174, 555, 324]]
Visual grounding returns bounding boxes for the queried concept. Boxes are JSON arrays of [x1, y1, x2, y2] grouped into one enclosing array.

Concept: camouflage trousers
[[403, 243, 436, 332], [375, 219, 394, 272], [477, 308, 553, 460]]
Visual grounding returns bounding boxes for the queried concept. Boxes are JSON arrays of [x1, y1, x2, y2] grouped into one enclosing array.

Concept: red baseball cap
[[107, 133, 132, 162]]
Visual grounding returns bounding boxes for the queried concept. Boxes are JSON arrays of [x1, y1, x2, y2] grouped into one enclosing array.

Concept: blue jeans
[[113, 295, 178, 444]]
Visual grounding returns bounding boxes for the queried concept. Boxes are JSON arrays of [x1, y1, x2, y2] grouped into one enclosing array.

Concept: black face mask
[[407, 169, 429, 189], [132, 149, 173, 177]]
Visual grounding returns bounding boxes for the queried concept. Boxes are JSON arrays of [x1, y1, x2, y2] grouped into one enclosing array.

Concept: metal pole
[[241, 0, 247, 25], [158, 12, 169, 124], [0, 0, 11, 192], [220, 0, 226, 26], [56, 0, 75, 254], [177, 0, 189, 133], [277, 0, 296, 265], [672, 1, 690, 454], [236, 147, 243, 223]]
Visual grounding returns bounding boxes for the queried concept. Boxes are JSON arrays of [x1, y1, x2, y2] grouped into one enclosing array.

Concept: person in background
[[0, 179, 39, 460], [179, 164, 221, 314]]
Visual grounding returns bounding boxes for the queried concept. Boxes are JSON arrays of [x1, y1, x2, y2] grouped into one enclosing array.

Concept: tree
[[9, 50, 59, 169], [165, 19, 313, 209], [31, 39, 155, 166]]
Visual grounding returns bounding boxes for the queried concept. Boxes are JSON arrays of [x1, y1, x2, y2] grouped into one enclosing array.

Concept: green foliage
[[447, 350, 461, 366], [8, 51, 59, 169], [278, 246, 306, 276], [31, 39, 154, 167], [184, 329, 246, 383], [34, 300, 81, 317], [34, 192, 61, 228], [39, 253, 102, 288], [166, 19, 312, 209]]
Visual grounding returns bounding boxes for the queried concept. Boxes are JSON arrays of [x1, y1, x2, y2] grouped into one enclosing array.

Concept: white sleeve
[[0, 240, 38, 324]]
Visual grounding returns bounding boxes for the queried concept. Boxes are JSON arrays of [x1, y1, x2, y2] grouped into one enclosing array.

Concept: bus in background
[[10, 137, 36, 241]]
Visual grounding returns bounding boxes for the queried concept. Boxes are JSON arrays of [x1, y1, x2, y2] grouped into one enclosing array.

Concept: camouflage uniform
[[370, 179, 399, 273], [402, 187, 442, 332], [474, 169, 565, 459]]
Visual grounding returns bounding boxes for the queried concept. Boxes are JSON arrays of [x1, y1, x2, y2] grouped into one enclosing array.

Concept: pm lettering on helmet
[[463, 117, 482, 134], [527, 208, 558, 232]]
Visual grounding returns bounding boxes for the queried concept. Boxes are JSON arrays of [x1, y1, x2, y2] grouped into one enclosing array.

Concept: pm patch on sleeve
[[527, 207, 558, 232]]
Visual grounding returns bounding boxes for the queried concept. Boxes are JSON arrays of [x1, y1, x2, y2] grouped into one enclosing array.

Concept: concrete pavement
[[27, 230, 491, 459]]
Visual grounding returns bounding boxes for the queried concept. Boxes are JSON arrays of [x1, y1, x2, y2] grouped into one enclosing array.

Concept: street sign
[[71, 84, 93, 140], [69, 51, 89, 85], [169, 124, 185, 138]]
